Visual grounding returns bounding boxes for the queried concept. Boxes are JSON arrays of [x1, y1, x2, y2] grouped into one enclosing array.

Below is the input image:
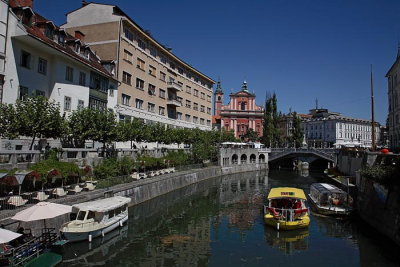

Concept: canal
[[59, 170, 400, 267]]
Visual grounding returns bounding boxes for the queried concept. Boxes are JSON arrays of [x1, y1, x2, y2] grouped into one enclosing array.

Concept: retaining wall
[[1, 163, 268, 236]]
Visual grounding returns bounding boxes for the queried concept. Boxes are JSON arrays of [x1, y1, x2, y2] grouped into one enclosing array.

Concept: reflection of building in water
[[264, 228, 309, 255], [140, 217, 212, 266], [216, 172, 268, 230]]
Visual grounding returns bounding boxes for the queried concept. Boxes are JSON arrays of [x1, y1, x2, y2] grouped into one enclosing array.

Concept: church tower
[[214, 79, 223, 116]]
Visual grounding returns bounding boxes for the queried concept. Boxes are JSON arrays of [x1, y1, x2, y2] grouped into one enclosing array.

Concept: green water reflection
[[59, 170, 400, 267]]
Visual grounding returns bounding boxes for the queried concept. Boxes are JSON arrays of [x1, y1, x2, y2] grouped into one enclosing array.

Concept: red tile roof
[[23, 11, 116, 80]]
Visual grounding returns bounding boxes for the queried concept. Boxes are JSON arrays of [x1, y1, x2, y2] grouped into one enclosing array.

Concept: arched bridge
[[269, 148, 337, 162]]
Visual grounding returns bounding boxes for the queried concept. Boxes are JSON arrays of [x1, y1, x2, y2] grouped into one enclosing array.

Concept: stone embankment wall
[[337, 150, 378, 176], [356, 174, 400, 246], [339, 150, 400, 246], [1, 163, 268, 236]]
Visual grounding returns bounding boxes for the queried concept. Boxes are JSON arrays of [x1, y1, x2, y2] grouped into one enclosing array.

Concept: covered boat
[[308, 183, 352, 216], [60, 196, 131, 242], [263, 187, 310, 230]]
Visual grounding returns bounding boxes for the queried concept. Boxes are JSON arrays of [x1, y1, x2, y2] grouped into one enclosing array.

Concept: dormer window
[[84, 49, 90, 60], [45, 27, 53, 39], [75, 44, 80, 54], [58, 34, 65, 45]]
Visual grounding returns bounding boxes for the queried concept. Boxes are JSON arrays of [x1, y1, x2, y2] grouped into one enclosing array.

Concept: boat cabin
[[309, 183, 351, 208], [70, 196, 130, 225], [266, 187, 308, 222]]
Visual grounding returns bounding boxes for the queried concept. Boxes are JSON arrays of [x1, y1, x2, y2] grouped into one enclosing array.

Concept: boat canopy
[[72, 196, 131, 213], [310, 183, 344, 194], [267, 187, 307, 200]]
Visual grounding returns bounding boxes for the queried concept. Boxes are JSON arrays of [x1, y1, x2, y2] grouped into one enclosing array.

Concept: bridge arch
[[250, 154, 256, 163], [240, 154, 247, 164], [232, 154, 238, 164], [259, 154, 266, 163]]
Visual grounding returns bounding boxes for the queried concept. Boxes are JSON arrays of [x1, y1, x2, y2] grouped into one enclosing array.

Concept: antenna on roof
[[315, 98, 319, 109]]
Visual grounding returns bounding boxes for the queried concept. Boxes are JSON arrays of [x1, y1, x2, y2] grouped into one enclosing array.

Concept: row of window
[[121, 76, 211, 114], [121, 93, 210, 125], [123, 27, 213, 90], [121, 63, 212, 102], [20, 50, 113, 94]]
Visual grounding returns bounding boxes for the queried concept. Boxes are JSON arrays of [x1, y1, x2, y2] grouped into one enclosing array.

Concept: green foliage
[[164, 150, 189, 166], [360, 165, 399, 187], [68, 108, 117, 148], [116, 118, 145, 148], [291, 112, 304, 148], [262, 93, 280, 147], [0, 103, 19, 139], [15, 97, 65, 149], [93, 156, 136, 180], [30, 152, 79, 182], [244, 128, 258, 142]]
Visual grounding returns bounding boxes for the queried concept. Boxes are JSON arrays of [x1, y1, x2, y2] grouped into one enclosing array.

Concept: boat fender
[[88, 234, 92, 242], [119, 220, 123, 227], [277, 223, 280, 231], [101, 231, 105, 237]]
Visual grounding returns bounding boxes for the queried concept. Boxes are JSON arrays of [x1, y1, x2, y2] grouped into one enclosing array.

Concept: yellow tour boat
[[263, 187, 310, 230]]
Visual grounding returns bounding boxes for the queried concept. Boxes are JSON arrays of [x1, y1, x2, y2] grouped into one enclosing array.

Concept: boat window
[[77, 211, 87, 221], [70, 213, 77, 221], [87, 211, 95, 220], [108, 210, 114, 218], [115, 207, 121, 215]]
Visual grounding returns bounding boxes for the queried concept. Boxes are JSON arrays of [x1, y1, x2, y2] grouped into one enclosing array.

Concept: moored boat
[[308, 183, 353, 216], [60, 196, 131, 242], [263, 187, 310, 230]]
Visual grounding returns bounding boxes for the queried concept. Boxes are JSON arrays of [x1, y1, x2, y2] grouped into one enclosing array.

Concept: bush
[[164, 150, 189, 166], [360, 165, 399, 187]]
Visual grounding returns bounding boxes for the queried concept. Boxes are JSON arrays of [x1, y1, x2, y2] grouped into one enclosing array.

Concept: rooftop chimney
[[9, 0, 33, 8], [74, 30, 85, 42]]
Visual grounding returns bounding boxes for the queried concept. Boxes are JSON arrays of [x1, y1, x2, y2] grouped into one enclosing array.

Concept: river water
[[59, 170, 400, 267]]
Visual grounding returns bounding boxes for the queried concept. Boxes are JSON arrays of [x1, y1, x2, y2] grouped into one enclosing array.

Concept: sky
[[33, 0, 400, 124]]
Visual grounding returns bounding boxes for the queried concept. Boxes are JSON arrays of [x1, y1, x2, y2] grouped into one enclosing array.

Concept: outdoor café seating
[[32, 192, 49, 202], [7, 196, 28, 209], [50, 188, 67, 198], [67, 185, 83, 195]]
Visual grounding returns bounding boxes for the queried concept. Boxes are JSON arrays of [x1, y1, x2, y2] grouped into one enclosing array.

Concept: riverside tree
[[291, 112, 304, 148], [15, 96, 65, 150], [116, 118, 144, 149], [0, 103, 19, 139]]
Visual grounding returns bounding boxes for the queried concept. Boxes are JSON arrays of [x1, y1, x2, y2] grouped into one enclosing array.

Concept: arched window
[[241, 102, 246, 110]]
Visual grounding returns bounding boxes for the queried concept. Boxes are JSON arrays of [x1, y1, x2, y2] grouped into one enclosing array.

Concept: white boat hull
[[308, 194, 351, 216], [61, 214, 128, 242]]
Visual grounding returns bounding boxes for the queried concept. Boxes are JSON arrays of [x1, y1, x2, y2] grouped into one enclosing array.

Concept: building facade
[[62, 2, 214, 130], [2, 0, 117, 115], [214, 81, 263, 140], [303, 109, 380, 148], [386, 48, 400, 150], [0, 0, 9, 104], [278, 112, 311, 147]]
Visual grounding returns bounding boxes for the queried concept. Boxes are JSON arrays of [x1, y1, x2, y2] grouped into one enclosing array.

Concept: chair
[[7, 196, 28, 208], [51, 188, 67, 198], [32, 192, 49, 202], [67, 185, 83, 194], [83, 182, 96, 191], [268, 207, 283, 219]]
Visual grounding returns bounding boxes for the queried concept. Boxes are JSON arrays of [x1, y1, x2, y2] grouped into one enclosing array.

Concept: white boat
[[60, 196, 131, 242], [308, 183, 353, 216]]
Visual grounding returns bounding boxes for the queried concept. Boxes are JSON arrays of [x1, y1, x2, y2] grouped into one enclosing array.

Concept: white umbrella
[[11, 202, 72, 222], [0, 228, 22, 244]]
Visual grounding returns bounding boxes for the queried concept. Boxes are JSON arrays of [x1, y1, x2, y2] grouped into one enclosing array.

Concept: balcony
[[167, 81, 182, 92], [167, 97, 182, 107]]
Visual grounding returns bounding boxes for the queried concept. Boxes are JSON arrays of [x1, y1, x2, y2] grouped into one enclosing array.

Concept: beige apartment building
[[62, 2, 214, 130]]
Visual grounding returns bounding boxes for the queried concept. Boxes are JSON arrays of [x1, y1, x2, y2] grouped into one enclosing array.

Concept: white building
[[2, 0, 117, 115], [0, 0, 8, 103], [303, 109, 380, 148]]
